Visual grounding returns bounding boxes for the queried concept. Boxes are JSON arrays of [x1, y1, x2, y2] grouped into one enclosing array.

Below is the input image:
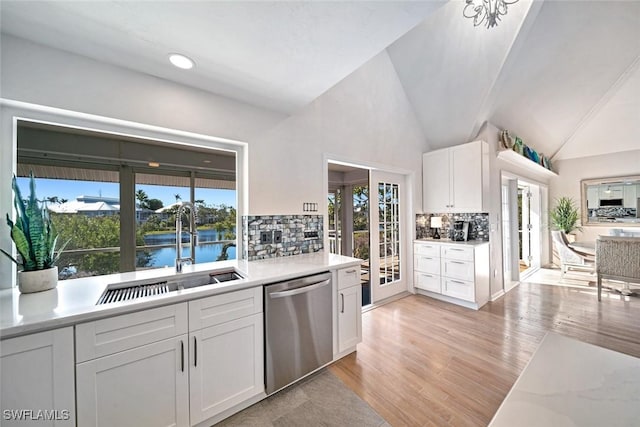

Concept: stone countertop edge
[[0, 252, 362, 339], [489, 332, 640, 427], [413, 239, 490, 246]]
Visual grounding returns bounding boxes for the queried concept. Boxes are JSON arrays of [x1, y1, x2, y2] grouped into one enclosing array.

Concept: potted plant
[[550, 197, 581, 240], [1, 173, 69, 293]]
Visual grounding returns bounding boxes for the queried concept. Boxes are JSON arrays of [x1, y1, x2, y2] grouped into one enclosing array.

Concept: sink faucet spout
[[175, 201, 197, 272]]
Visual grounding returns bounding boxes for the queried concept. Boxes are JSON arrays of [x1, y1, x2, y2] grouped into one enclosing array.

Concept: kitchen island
[[490, 332, 640, 426], [0, 252, 362, 427]]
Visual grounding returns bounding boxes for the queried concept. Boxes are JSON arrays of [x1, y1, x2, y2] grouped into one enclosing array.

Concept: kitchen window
[[16, 121, 237, 280]]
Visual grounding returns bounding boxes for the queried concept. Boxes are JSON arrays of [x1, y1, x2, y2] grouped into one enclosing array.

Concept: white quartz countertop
[[489, 332, 640, 427], [0, 252, 361, 339], [414, 238, 489, 247]]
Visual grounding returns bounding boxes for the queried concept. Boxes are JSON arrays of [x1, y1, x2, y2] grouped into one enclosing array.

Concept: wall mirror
[[581, 175, 640, 226]]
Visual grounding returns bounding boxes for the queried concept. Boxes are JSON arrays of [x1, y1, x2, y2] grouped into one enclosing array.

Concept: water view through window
[[16, 176, 236, 280]]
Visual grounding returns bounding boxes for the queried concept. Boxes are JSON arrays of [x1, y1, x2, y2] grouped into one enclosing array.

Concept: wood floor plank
[[329, 282, 640, 426]]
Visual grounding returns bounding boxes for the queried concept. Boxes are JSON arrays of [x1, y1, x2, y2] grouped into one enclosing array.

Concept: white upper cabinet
[[623, 184, 638, 208], [423, 140, 489, 213]]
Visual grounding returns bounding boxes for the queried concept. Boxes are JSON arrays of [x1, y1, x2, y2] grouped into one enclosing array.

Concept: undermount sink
[[96, 269, 245, 305]]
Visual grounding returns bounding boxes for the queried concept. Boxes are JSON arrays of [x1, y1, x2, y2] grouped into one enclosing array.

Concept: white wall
[[550, 150, 640, 241], [0, 35, 286, 142], [249, 50, 428, 214], [476, 122, 553, 298], [0, 35, 428, 286]]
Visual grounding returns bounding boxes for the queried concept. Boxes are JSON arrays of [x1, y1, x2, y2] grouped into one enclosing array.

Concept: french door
[[369, 171, 407, 302]]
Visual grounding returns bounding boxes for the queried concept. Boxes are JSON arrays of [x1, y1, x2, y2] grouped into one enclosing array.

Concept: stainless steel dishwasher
[[264, 271, 333, 394]]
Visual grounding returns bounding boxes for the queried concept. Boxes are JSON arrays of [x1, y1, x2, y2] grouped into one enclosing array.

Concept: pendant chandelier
[[463, 0, 519, 28]]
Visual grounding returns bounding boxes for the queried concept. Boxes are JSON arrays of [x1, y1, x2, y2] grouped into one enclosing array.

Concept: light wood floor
[[329, 282, 640, 427]]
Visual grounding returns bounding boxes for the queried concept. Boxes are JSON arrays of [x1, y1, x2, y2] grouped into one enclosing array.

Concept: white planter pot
[[18, 266, 58, 294]]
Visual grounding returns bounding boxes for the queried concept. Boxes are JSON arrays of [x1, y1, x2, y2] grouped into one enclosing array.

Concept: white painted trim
[[491, 289, 506, 301], [322, 153, 416, 303], [0, 99, 249, 288]]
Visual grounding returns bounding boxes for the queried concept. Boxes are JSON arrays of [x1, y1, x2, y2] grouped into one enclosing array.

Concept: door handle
[[341, 293, 345, 313], [194, 336, 197, 367], [180, 340, 184, 372], [269, 279, 331, 298]]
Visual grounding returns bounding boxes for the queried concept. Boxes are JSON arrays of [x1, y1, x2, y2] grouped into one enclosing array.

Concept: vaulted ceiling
[[1, 0, 638, 161]]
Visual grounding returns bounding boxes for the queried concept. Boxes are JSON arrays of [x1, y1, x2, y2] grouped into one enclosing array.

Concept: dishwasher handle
[[269, 279, 331, 299]]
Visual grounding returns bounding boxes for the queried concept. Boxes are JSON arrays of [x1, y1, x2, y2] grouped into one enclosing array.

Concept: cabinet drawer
[[414, 272, 441, 293], [442, 245, 474, 262], [76, 303, 188, 363], [414, 243, 440, 257], [442, 278, 475, 302], [414, 255, 440, 275], [189, 287, 262, 331], [337, 266, 360, 290], [442, 259, 475, 281]]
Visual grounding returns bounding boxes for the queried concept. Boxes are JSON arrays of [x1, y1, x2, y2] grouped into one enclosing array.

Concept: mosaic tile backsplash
[[242, 215, 323, 260], [416, 212, 490, 241]]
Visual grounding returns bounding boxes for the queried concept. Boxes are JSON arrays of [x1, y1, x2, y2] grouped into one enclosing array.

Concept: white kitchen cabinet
[[338, 284, 361, 354], [1, 327, 75, 427], [587, 186, 599, 209], [335, 266, 362, 357], [76, 288, 264, 427], [423, 140, 489, 213], [76, 335, 189, 427], [599, 184, 623, 200], [623, 184, 638, 208], [188, 290, 263, 426], [413, 241, 490, 310]]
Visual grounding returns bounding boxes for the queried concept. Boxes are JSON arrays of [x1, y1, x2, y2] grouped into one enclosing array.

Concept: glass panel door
[[370, 170, 406, 302]]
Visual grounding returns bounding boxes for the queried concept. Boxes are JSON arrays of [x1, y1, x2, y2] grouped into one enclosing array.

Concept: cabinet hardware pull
[[180, 341, 184, 372], [450, 261, 465, 265], [341, 293, 345, 313], [346, 269, 357, 274], [194, 336, 197, 367], [451, 280, 465, 284], [450, 248, 464, 251]]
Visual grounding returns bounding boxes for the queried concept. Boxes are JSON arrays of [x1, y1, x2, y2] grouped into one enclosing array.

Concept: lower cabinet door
[[76, 335, 189, 427], [189, 313, 264, 425], [1, 327, 75, 427], [338, 285, 362, 354], [414, 272, 441, 293], [442, 278, 475, 302]]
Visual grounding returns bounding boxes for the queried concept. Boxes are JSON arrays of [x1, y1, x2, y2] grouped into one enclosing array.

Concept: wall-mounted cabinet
[[599, 185, 623, 200], [423, 140, 489, 213]]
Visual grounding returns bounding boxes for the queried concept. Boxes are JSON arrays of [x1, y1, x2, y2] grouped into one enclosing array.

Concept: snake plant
[[1, 173, 69, 271]]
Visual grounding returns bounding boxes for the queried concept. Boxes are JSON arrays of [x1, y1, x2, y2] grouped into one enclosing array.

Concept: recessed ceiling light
[[148, 161, 160, 168], [203, 160, 211, 164], [169, 53, 194, 70]]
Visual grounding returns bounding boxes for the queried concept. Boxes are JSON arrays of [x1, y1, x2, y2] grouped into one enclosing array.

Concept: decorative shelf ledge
[[497, 149, 558, 177]]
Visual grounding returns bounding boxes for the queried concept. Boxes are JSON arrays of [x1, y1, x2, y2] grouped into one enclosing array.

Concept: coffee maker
[[452, 221, 469, 241]]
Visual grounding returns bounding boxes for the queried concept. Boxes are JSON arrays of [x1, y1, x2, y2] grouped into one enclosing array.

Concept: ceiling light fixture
[[169, 53, 194, 70], [463, 0, 519, 29], [148, 161, 160, 168]]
